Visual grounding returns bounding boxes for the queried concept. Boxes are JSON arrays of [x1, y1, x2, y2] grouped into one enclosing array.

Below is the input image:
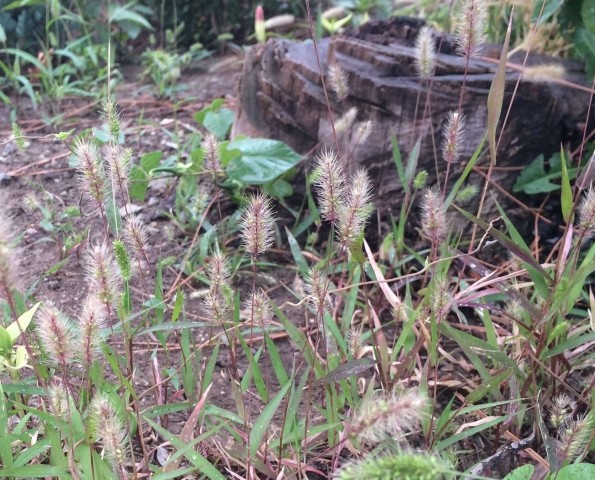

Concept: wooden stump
[[235, 17, 593, 221]]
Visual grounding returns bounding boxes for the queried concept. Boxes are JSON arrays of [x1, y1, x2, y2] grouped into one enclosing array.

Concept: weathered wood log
[[235, 17, 593, 222]]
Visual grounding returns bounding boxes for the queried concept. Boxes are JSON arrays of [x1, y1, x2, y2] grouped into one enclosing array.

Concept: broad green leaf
[[0, 328, 11, 354], [3, 0, 46, 11], [194, 98, 225, 126], [203, 108, 234, 139], [0, 24, 6, 44], [555, 463, 595, 479], [581, 0, 595, 32], [109, 5, 153, 29], [513, 154, 561, 194], [532, 0, 564, 26], [226, 138, 302, 184], [0, 466, 67, 476], [503, 464, 534, 480], [285, 227, 308, 275], [129, 151, 162, 201], [6, 302, 39, 342]]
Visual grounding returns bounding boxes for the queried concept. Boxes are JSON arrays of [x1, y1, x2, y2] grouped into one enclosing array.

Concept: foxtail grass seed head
[[413, 170, 428, 190], [549, 394, 572, 429], [113, 239, 132, 282], [78, 295, 107, 366], [304, 267, 332, 317], [442, 111, 465, 165], [328, 62, 349, 101], [431, 276, 452, 319], [201, 132, 224, 178], [348, 389, 427, 445], [337, 168, 373, 250], [37, 303, 77, 366], [90, 393, 128, 469], [354, 120, 373, 145], [123, 214, 149, 262], [557, 413, 595, 463], [335, 452, 449, 480], [74, 139, 108, 211], [415, 26, 436, 77], [455, 0, 488, 57], [335, 107, 358, 134], [84, 243, 122, 314], [392, 297, 409, 323], [246, 289, 273, 329], [255, 5, 266, 44], [206, 249, 231, 292], [347, 326, 364, 359], [313, 149, 347, 223], [203, 290, 231, 325], [101, 99, 122, 142], [240, 193, 275, 258], [103, 143, 132, 201], [577, 187, 595, 239], [47, 382, 71, 421], [420, 187, 447, 241]]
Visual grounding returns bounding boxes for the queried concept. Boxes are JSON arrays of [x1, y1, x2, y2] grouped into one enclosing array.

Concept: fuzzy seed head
[[557, 413, 595, 463], [103, 143, 132, 202], [90, 393, 128, 468], [101, 99, 122, 142], [84, 243, 122, 316], [549, 394, 572, 429], [335, 107, 358, 134], [74, 139, 108, 211], [348, 389, 427, 445], [442, 111, 466, 165], [78, 295, 107, 365], [335, 452, 448, 480], [37, 303, 77, 366], [455, 0, 488, 57], [337, 168, 374, 250], [328, 63, 349, 101], [415, 26, 436, 77], [203, 290, 231, 325], [246, 289, 273, 329], [47, 382, 71, 421], [240, 193, 275, 258], [392, 298, 409, 323], [347, 326, 364, 359], [577, 187, 595, 239], [420, 187, 447, 242], [304, 268, 332, 317], [123, 214, 149, 263], [431, 276, 452, 319], [354, 120, 373, 145], [201, 132, 224, 178], [313, 149, 347, 223], [206, 249, 231, 292]]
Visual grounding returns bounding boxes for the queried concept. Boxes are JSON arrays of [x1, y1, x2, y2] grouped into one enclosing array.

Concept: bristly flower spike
[[84, 243, 122, 320], [246, 289, 273, 329], [414, 26, 436, 77], [337, 168, 373, 250], [74, 139, 108, 215], [201, 132, 224, 179], [420, 186, 447, 242], [240, 193, 275, 259], [442, 111, 465, 165], [90, 393, 128, 474], [103, 143, 132, 203], [123, 214, 150, 263], [313, 149, 347, 224], [455, 0, 488, 58], [0, 208, 16, 289], [577, 187, 595, 239], [78, 295, 107, 366], [328, 62, 349, 101], [37, 303, 77, 367]]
